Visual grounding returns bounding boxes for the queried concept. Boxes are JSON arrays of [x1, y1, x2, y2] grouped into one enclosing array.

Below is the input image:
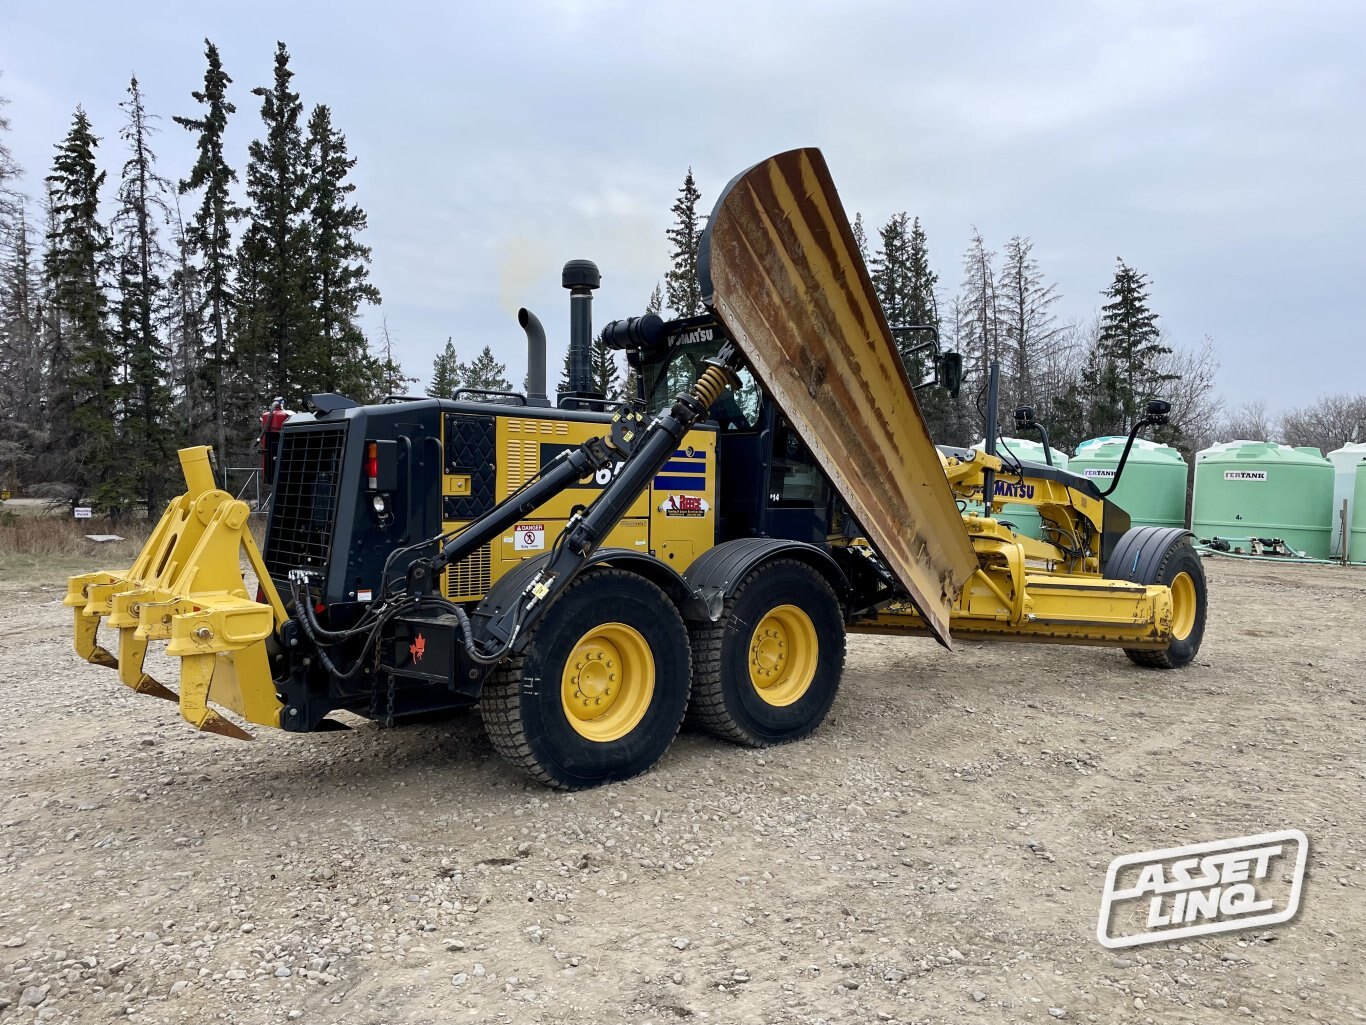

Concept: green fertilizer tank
[[1071, 437, 1188, 530], [1191, 441, 1334, 557], [1351, 465, 1366, 563]]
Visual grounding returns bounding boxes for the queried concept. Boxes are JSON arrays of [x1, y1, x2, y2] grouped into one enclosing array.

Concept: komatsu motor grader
[[66, 149, 1207, 789]]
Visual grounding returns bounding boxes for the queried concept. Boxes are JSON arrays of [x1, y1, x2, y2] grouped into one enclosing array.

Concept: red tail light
[[365, 441, 379, 489]]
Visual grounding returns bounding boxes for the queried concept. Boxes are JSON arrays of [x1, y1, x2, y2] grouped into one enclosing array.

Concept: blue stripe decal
[[660, 459, 706, 473], [653, 475, 707, 492]]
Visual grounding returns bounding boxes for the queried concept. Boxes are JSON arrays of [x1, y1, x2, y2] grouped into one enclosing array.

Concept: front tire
[[688, 558, 845, 747], [1113, 529, 1208, 669], [481, 568, 691, 789]]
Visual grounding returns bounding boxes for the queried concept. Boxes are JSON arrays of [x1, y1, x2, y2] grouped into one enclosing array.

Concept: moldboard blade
[[699, 147, 977, 646]]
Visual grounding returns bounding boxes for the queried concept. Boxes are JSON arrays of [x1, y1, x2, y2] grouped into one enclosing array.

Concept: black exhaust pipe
[[562, 259, 600, 399], [518, 307, 550, 407]]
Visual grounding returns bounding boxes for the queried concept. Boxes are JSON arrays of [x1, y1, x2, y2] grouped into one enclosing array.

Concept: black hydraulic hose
[[1098, 419, 1155, 497], [982, 361, 1000, 514], [1035, 422, 1054, 466]]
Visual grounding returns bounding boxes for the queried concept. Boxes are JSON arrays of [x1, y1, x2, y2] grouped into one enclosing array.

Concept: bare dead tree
[[1280, 393, 1366, 453], [1218, 399, 1274, 443]]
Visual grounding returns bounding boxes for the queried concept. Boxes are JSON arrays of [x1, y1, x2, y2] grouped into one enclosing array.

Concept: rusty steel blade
[[699, 147, 977, 646]]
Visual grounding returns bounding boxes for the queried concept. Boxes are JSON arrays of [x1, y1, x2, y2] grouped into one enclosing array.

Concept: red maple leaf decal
[[409, 632, 426, 663]]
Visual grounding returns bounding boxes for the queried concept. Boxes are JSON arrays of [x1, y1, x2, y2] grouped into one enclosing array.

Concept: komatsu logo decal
[[994, 480, 1036, 499], [670, 326, 715, 347]]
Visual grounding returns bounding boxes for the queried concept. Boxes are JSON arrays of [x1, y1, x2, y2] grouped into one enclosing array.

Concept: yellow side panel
[[647, 433, 717, 574], [441, 415, 717, 602]]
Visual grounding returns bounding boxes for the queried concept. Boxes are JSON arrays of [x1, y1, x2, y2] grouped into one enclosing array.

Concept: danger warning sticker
[[514, 523, 545, 551]]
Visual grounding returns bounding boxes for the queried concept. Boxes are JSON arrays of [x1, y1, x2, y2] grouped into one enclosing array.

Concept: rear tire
[[481, 568, 690, 789], [1115, 530, 1207, 669], [688, 559, 845, 747]]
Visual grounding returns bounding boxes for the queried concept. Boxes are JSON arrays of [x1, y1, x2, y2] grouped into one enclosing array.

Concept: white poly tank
[[1327, 443, 1366, 557]]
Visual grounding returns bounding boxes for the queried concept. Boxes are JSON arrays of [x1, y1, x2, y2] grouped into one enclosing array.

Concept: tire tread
[[480, 569, 690, 790], [687, 558, 845, 747]]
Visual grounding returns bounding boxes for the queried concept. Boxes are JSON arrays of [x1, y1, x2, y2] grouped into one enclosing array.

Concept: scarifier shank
[[699, 147, 977, 645]]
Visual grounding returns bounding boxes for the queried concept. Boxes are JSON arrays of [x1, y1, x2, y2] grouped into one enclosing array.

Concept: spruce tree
[[871, 213, 912, 325], [872, 213, 937, 329], [174, 39, 240, 462], [428, 338, 462, 397], [1095, 259, 1172, 429], [588, 334, 620, 397], [0, 209, 46, 486], [665, 169, 703, 317], [236, 42, 313, 409], [113, 75, 175, 518], [164, 202, 205, 436], [303, 103, 380, 397], [461, 345, 512, 393], [905, 217, 938, 328], [44, 109, 119, 507], [646, 282, 663, 316], [556, 346, 573, 397], [851, 212, 869, 265]]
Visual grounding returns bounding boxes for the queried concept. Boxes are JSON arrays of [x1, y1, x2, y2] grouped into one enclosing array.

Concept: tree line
[[4, 61, 1359, 516], [0, 43, 391, 515], [644, 169, 1361, 459]]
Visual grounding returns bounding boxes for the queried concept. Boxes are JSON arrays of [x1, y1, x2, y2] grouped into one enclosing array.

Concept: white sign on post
[[73, 506, 93, 519]]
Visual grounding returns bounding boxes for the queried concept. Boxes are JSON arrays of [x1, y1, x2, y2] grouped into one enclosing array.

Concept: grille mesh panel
[[264, 425, 348, 578], [444, 529, 492, 601]]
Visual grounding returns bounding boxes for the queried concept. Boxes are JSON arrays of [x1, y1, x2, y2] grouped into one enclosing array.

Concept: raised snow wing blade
[[699, 147, 976, 645]]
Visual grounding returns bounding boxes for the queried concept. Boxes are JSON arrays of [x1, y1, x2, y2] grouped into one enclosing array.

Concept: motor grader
[[65, 148, 1207, 789]]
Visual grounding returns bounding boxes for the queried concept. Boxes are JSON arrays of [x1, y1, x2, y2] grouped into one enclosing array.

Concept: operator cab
[[632, 315, 835, 546]]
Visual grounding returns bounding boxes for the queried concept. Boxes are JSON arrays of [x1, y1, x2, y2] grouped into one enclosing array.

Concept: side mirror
[[1145, 398, 1172, 425], [939, 351, 963, 398]]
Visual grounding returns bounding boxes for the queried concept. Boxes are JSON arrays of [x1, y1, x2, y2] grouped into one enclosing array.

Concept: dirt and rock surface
[[1, 556, 1364, 1024]]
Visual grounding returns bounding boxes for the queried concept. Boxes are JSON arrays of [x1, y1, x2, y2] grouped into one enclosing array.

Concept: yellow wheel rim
[[1169, 571, 1197, 641], [747, 604, 818, 707], [560, 622, 654, 743]]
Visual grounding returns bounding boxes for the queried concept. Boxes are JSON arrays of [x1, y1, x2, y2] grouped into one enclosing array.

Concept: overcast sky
[[3, 0, 1362, 414]]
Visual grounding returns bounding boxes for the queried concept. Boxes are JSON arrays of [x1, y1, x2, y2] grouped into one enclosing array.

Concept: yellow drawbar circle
[[747, 604, 818, 706], [560, 622, 655, 742]]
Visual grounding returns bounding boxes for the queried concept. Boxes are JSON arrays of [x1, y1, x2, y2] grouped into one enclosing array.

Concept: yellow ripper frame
[[63, 447, 287, 740]]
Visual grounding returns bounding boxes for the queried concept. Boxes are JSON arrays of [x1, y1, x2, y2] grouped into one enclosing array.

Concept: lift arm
[[413, 347, 743, 654]]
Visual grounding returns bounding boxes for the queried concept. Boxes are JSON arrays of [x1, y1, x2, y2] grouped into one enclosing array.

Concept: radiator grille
[[264, 424, 348, 578], [443, 527, 492, 601]]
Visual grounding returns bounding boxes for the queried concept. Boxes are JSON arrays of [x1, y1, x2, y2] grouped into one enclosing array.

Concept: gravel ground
[[1, 557, 1364, 1024]]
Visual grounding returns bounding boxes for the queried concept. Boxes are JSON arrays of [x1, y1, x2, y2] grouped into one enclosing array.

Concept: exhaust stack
[[562, 259, 600, 403], [518, 308, 550, 407]]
